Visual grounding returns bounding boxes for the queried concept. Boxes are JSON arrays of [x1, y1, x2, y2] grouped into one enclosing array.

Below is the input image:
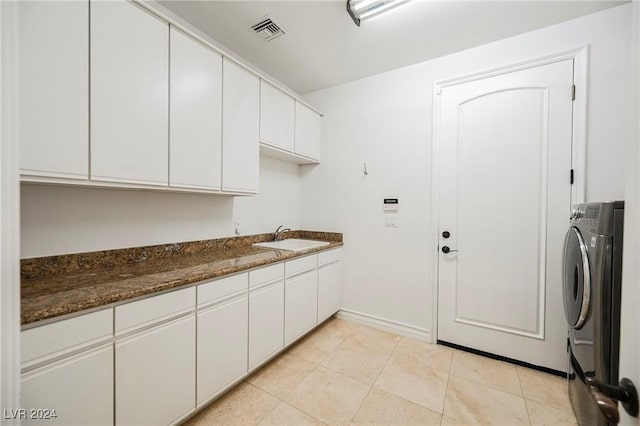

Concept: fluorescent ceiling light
[[347, 0, 411, 26]]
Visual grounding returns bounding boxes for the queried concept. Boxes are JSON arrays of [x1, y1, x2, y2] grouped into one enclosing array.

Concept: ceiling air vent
[[251, 16, 286, 41]]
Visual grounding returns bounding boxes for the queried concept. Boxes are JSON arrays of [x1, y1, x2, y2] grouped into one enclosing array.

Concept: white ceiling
[[158, 0, 624, 95]]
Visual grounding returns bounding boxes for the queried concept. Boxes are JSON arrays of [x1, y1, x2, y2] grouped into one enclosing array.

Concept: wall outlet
[[384, 215, 397, 227], [234, 221, 241, 235]]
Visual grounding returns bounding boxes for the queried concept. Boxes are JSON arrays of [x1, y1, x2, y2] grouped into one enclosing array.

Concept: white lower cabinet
[[249, 281, 285, 369], [317, 248, 342, 323], [20, 309, 113, 426], [116, 315, 196, 425], [285, 269, 318, 345], [197, 295, 248, 406], [21, 345, 113, 426], [318, 260, 342, 322], [19, 248, 341, 426]]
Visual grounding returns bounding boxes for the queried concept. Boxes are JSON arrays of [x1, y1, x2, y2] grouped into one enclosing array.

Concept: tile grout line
[[522, 397, 533, 426], [515, 365, 533, 426], [447, 351, 528, 399], [440, 364, 452, 421], [436, 344, 462, 426], [248, 357, 327, 425], [319, 328, 398, 387], [349, 335, 402, 423], [282, 356, 321, 401], [350, 383, 375, 424], [515, 365, 576, 413], [273, 319, 359, 425], [242, 381, 281, 425], [439, 349, 456, 425], [301, 320, 371, 425], [444, 362, 531, 426]]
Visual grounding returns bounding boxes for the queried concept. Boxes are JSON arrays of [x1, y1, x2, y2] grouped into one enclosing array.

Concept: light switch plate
[[384, 215, 397, 227]]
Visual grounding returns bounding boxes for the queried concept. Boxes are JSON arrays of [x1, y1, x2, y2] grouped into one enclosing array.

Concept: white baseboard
[[336, 309, 432, 342]]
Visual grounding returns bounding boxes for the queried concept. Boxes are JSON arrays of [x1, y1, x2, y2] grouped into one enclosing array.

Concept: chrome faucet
[[274, 225, 291, 241]]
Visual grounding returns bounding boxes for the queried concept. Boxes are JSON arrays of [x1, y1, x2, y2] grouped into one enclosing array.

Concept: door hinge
[[571, 85, 576, 101], [570, 169, 574, 184]]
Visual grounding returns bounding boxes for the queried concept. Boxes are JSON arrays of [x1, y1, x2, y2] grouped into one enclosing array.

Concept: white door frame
[[430, 47, 589, 343], [1, 1, 22, 420]]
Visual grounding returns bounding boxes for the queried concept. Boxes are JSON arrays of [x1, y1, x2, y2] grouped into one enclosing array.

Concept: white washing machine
[[563, 201, 624, 425]]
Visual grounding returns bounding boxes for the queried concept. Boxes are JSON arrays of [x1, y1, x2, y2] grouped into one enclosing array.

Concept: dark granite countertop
[[21, 230, 342, 326]]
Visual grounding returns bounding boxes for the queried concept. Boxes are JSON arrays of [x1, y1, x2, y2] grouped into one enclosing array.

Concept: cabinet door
[[170, 28, 222, 190], [21, 345, 113, 426], [249, 282, 284, 369], [116, 315, 195, 425], [294, 102, 321, 161], [222, 59, 259, 193], [197, 296, 248, 406], [91, 1, 169, 186], [260, 81, 295, 151], [318, 261, 341, 322], [18, 1, 88, 179], [285, 270, 318, 345]]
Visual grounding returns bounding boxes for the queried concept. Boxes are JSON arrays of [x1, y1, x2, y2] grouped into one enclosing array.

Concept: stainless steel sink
[[252, 239, 330, 252]]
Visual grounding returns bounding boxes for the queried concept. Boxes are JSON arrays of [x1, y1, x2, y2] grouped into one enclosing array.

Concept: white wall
[[619, 3, 639, 425], [1, 1, 21, 419], [21, 156, 300, 258], [301, 4, 632, 335]]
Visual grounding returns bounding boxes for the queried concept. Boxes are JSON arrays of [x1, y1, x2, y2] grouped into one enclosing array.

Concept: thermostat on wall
[[383, 198, 399, 212]]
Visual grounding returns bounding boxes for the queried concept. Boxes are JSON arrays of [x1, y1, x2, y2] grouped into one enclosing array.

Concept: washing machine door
[[563, 227, 591, 329]]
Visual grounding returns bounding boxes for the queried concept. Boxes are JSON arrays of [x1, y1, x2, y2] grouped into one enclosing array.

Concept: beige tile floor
[[185, 318, 577, 426]]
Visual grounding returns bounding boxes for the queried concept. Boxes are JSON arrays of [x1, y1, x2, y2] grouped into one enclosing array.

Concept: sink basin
[[252, 239, 330, 252]]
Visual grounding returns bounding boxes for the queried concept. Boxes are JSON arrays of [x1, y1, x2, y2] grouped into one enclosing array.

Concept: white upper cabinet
[[90, 0, 169, 186], [18, 1, 88, 180], [170, 28, 222, 191], [18, 1, 320, 193], [260, 81, 295, 152], [294, 101, 322, 161], [222, 59, 260, 194]]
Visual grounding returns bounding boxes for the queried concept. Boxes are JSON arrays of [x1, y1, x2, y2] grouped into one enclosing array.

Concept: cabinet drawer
[[318, 248, 341, 266], [22, 308, 113, 368], [249, 263, 284, 289], [115, 287, 195, 335], [285, 254, 317, 277], [198, 273, 247, 307]]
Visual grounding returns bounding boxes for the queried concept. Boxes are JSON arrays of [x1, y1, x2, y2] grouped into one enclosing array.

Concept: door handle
[[441, 246, 458, 254], [585, 376, 639, 422]]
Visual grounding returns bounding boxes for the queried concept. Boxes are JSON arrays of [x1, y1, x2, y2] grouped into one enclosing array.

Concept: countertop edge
[[21, 241, 343, 327]]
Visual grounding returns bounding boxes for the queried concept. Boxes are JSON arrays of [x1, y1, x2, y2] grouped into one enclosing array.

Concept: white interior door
[[437, 59, 574, 371]]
